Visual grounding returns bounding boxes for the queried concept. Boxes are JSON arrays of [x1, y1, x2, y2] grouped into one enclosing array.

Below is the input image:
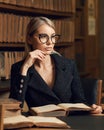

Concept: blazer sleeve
[[9, 62, 28, 108]]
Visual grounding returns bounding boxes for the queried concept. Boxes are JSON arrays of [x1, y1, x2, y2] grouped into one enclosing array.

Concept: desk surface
[[19, 115, 104, 130]]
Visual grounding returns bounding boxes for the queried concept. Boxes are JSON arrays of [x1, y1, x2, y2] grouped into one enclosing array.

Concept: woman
[[9, 17, 102, 114]]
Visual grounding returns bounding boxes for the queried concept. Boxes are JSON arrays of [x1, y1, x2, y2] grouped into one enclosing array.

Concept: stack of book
[[0, 98, 21, 118]]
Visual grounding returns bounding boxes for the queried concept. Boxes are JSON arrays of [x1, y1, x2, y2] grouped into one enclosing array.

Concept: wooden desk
[[18, 115, 104, 130], [19, 128, 74, 130], [0, 104, 4, 130]]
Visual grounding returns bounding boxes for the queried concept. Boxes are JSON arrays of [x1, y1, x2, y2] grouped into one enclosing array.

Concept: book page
[[4, 115, 70, 129], [4, 115, 31, 124], [30, 104, 64, 113], [58, 103, 91, 111], [4, 115, 34, 129], [28, 116, 70, 128]]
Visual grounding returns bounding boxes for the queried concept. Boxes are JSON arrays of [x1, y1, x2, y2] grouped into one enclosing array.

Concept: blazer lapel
[[27, 66, 60, 101], [27, 54, 73, 103], [52, 54, 73, 102]]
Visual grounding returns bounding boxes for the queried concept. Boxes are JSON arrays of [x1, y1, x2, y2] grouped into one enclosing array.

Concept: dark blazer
[[9, 53, 86, 108]]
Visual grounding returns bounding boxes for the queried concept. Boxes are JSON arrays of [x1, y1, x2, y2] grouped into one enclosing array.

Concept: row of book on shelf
[[0, 12, 74, 43], [0, 98, 93, 129], [0, 51, 25, 79], [0, 0, 75, 13]]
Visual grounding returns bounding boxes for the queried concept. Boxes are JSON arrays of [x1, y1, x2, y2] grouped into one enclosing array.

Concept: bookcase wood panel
[[75, 0, 100, 78], [84, 0, 100, 78], [74, 0, 86, 75]]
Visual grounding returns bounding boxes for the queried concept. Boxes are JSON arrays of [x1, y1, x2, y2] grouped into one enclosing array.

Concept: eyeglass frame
[[33, 33, 61, 44]]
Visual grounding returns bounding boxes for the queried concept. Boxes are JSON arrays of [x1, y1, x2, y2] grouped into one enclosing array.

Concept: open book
[[4, 115, 70, 129], [30, 103, 93, 117]]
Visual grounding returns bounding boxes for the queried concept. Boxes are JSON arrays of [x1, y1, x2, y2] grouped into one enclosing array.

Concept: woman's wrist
[[21, 64, 29, 76]]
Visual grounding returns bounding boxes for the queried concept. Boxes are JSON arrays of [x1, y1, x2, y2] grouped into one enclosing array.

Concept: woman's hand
[[21, 49, 46, 75], [90, 104, 103, 114]]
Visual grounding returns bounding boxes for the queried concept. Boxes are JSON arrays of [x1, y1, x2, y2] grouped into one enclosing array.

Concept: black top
[[9, 53, 86, 108]]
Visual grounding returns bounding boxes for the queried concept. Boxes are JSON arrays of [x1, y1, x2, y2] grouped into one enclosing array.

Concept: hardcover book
[[0, 98, 21, 117]]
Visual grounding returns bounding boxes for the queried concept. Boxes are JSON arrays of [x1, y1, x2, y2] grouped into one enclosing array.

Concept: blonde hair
[[25, 17, 55, 55]]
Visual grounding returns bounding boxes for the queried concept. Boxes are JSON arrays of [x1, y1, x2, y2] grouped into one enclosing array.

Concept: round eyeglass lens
[[39, 34, 48, 43], [51, 35, 60, 43]]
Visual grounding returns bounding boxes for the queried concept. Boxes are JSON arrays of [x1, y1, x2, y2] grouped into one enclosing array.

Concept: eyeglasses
[[35, 33, 61, 44]]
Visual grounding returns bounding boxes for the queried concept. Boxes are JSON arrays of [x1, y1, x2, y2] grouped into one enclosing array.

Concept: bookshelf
[[84, 0, 100, 78], [75, 0, 100, 78], [0, 0, 76, 80], [0, 0, 100, 80]]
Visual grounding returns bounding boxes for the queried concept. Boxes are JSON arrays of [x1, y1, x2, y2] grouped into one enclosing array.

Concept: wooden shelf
[[76, 6, 84, 11], [0, 43, 24, 48], [75, 36, 85, 40], [0, 42, 73, 49], [0, 3, 73, 17], [0, 43, 25, 51]]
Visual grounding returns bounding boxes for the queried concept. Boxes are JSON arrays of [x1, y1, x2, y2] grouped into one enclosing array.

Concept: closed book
[[0, 98, 21, 109], [0, 98, 21, 117]]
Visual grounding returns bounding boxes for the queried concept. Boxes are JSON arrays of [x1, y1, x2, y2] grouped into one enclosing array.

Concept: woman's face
[[30, 24, 56, 55]]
